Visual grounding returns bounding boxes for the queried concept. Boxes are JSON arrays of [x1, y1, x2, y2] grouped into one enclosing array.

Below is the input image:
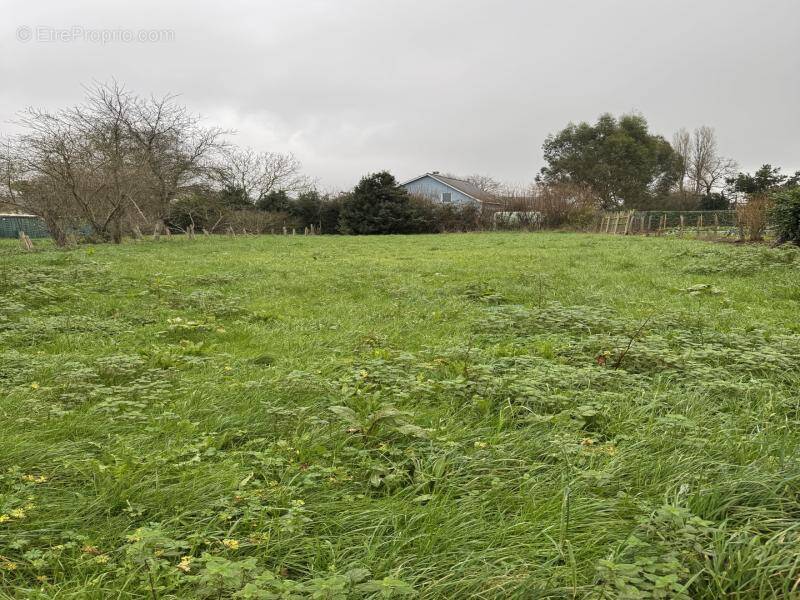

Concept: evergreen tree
[[338, 171, 415, 234]]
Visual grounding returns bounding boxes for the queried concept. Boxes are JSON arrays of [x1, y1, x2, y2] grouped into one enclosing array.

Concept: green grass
[[1, 232, 800, 599]]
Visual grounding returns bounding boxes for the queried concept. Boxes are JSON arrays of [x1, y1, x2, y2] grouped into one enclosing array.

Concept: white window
[[441, 192, 452, 203]]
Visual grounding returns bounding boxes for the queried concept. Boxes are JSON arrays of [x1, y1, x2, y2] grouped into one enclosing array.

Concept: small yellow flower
[[94, 554, 109, 564], [223, 365, 233, 371], [222, 538, 239, 550], [81, 545, 100, 555], [30, 382, 40, 389], [36, 575, 49, 582], [291, 499, 305, 507], [177, 556, 193, 573], [580, 437, 595, 446], [9, 509, 26, 519], [474, 441, 488, 449], [22, 474, 48, 484], [0, 515, 10, 523], [359, 370, 369, 378], [2, 561, 17, 571]]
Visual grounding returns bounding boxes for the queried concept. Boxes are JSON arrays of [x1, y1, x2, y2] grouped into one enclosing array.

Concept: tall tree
[[538, 113, 681, 209], [686, 126, 737, 195], [213, 147, 309, 205], [729, 164, 798, 195], [672, 128, 691, 194]]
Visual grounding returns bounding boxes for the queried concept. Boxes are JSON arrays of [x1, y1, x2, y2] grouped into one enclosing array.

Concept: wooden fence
[[596, 210, 743, 239]]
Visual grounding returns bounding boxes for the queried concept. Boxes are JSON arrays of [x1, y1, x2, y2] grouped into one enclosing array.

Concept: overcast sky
[[2, 0, 798, 190]]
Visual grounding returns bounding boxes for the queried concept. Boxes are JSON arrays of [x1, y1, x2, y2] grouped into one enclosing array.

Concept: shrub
[[255, 190, 291, 212], [289, 190, 323, 229], [699, 192, 730, 211], [770, 186, 800, 245], [405, 196, 490, 233], [493, 183, 601, 230], [736, 194, 772, 241], [226, 209, 294, 233], [338, 171, 416, 234], [168, 192, 296, 234], [168, 193, 229, 232], [318, 195, 344, 234]]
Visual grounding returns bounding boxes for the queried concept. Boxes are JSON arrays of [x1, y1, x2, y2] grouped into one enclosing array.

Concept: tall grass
[[0, 234, 799, 598]]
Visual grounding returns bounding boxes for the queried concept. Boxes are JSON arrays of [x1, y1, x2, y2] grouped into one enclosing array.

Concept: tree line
[[1, 84, 798, 243], [536, 112, 799, 211]]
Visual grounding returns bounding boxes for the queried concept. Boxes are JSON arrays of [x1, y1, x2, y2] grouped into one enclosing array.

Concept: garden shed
[[0, 214, 49, 238]]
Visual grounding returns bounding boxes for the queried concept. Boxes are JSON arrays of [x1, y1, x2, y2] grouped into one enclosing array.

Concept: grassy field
[[1, 232, 800, 599]]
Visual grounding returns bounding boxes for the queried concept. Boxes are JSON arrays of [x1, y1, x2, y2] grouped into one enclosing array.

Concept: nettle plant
[[124, 525, 188, 599], [595, 505, 714, 599], [192, 557, 414, 599], [328, 404, 427, 441]]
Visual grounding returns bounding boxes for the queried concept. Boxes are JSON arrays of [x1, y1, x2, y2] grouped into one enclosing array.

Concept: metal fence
[[0, 214, 50, 239]]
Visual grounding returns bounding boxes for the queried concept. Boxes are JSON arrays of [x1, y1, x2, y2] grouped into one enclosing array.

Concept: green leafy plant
[[328, 404, 427, 440], [770, 186, 800, 245]]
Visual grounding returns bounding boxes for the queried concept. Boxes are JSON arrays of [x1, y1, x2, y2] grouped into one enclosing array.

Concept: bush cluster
[[168, 171, 608, 237], [770, 186, 800, 245]]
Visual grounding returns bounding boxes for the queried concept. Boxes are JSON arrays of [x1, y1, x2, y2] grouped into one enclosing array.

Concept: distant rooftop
[[400, 172, 497, 203]]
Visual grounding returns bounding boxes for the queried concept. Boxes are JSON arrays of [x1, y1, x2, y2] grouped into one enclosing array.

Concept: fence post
[[613, 212, 621, 234], [646, 214, 652, 235], [18, 231, 33, 251], [623, 211, 632, 235], [605, 214, 611, 233], [679, 214, 685, 237], [696, 214, 703, 239], [713, 214, 719, 240]]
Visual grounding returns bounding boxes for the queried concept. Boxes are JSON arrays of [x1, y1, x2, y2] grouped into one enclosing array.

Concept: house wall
[[401, 176, 477, 206]]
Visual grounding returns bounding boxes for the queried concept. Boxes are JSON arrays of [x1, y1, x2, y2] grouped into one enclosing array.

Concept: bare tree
[[214, 147, 310, 203], [672, 128, 691, 194], [3, 81, 307, 244], [122, 83, 226, 227], [464, 174, 503, 196], [687, 126, 737, 196], [5, 81, 227, 243]]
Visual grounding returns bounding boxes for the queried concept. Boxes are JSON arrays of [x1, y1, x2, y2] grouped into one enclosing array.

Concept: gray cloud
[[2, 0, 798, 190]]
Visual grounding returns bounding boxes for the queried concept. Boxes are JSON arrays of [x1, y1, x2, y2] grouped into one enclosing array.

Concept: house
[[400, 172, 499, 207]]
